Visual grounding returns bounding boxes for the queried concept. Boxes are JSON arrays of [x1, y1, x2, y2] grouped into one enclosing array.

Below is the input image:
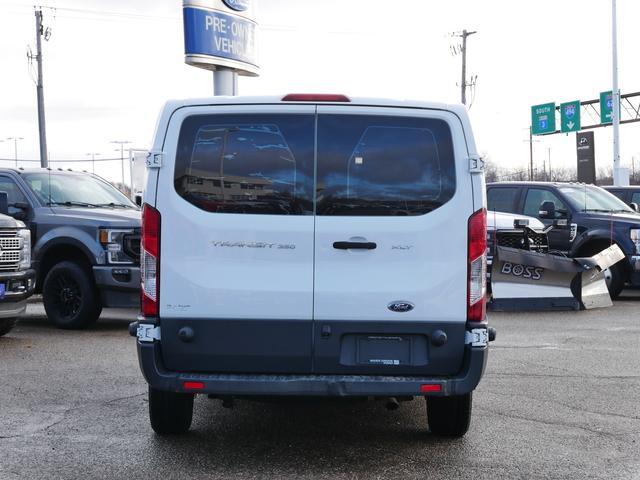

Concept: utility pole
[[7, 137, 24, 168], [34, 8, 49, 168], [111, 140, 132, 193], [548, 147, 552, 181], [86, 153, 100, 174], [453, 29, 476, 105]]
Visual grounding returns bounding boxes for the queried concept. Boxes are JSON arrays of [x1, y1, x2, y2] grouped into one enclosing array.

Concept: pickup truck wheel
[[603, 263, 624, 299], [42, 261, 102, 329], [426, 393, 472, 437], [580, 245, 625, 299], [149, 386, 194, 435], [0, 318, 17, 336]]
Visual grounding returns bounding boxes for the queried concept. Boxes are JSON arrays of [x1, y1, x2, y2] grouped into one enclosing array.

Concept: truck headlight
[[99, 229, 134, 264], [631, 229, 640, 254], [18, 229, 31, 269]]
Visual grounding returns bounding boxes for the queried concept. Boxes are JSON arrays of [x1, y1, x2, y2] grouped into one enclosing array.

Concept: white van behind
[[132, 94, 493, 437]]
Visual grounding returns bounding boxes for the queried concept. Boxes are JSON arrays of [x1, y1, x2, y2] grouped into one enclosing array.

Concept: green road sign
[[560, 101, 581, 133], [600, 91, 613, 124], [531, 102, 556, 135]]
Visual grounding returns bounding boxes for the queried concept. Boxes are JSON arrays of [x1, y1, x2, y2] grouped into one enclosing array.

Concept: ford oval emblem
[[222, 0, 250, 11], [387, 301, 414, 313]]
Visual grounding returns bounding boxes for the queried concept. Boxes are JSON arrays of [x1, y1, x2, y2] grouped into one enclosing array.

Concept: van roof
[[162, 95, 467, 115]]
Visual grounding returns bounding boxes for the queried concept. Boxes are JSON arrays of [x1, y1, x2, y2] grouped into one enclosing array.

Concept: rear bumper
[[136, 340, 488, 397]]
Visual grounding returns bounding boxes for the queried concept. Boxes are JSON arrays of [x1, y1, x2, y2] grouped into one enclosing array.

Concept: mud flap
[[489, 244, 625, 311]]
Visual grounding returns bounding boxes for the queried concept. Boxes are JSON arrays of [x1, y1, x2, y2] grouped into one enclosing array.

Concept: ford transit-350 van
[[132, 94, 493, 437]]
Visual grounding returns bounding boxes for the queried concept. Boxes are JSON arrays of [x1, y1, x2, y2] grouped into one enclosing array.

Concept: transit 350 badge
[[222, 0, 249, 11]]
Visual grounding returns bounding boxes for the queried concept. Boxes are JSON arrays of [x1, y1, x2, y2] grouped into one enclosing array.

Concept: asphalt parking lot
[[1, 297, 639, 480]]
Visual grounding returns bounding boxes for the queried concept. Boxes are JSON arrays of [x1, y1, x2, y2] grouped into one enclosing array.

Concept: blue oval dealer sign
[[222, 0, 249, 12]]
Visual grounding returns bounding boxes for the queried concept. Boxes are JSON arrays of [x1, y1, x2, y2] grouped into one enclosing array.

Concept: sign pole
[[612, 0, 624, 185], [529, 126, 534, 181], [214, 68, 238, 96]]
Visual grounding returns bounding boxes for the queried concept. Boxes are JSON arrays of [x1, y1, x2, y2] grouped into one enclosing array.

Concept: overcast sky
[[1, 0, 639, 184]]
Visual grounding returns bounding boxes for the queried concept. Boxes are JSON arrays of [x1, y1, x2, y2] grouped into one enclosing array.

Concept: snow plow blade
[[489, 244, 625, 311]]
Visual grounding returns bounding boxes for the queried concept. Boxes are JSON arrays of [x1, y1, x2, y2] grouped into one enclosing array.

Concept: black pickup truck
[[0, 168, 140, 329], [487, 181, 640, 298]]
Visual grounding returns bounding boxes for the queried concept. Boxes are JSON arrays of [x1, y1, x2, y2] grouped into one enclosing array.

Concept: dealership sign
[[183, 0, 258, 76]]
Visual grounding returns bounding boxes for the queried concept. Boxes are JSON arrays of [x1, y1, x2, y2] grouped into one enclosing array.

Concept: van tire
[[0, 318, 17, 337], [149, 386, 194, 435], [42, 261, 102, 329], [426, 393, 472, 437]]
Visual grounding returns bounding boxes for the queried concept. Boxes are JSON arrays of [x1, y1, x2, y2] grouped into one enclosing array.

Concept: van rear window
[[175, 114, 314, 215], [316, 114, 456, 216]]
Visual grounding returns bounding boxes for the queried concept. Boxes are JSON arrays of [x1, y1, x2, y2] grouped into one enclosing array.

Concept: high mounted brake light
[[282, 94, 350, 102], [141, 203, 160, 317], [467, 208, 487, 323]]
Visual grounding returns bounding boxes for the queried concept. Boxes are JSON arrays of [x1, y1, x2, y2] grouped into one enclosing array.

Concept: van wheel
[[149, 386, 194, 435], [42, 261, 102, 329], [0, 318, 17, 336], [426, 393, 472, 437]]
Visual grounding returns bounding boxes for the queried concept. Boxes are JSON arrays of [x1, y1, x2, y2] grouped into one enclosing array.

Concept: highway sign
[[600, 91, 613, 124], [560, 101, 581, 133], [531, 103, 556, 135]]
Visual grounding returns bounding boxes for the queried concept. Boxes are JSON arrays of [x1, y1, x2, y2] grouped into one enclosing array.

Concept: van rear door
[[312, 106, 472, 375], [156, 105, 316, 374]]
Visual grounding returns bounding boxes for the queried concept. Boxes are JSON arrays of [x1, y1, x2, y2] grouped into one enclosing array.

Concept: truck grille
[[495, 230, 549, 253], [0, 231, 21, 271]]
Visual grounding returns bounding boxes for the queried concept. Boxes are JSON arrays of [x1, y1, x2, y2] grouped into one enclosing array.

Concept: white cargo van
[[132, 94, 494, 437]]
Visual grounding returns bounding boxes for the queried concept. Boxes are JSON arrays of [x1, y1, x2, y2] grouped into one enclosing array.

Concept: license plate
[[0, 283, 5, 299], [500, 262, 544, 281]]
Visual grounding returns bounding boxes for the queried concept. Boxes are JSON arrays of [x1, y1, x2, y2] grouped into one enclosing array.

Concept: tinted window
[[523, 188, 567, 218], [316, 115, 455, 216], [487, 187, 519, 213], [632, 192, 640, 205], [0, 176, 28, 216], [175, 114, 314, 215]]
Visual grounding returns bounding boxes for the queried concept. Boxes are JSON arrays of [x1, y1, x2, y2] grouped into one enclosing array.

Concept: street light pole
[[7, 137, 24, 168], [110, 140, 132, 193]]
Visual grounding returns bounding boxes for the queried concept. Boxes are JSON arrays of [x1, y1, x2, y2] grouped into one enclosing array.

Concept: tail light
[[468, 208, 487, 322], [141, 203, 160, 317]]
